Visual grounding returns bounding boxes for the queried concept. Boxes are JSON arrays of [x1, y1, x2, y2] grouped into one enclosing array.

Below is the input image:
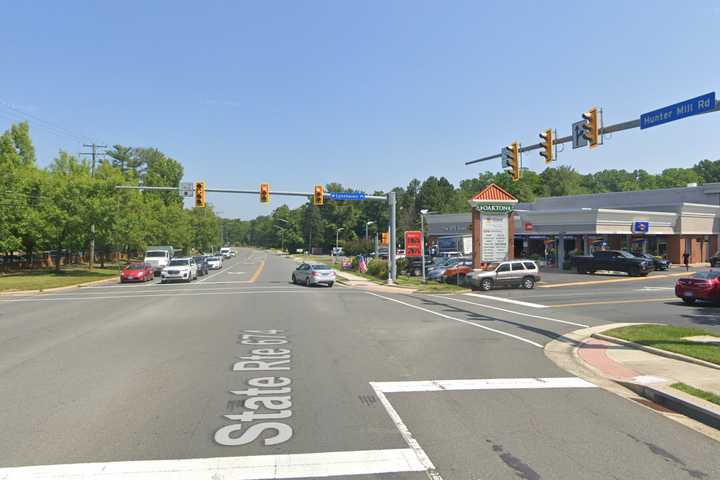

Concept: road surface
[[0, 248, 718, 479]]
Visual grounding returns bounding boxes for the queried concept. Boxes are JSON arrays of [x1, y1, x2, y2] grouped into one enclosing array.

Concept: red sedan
[[120, 262, 154, 283], [675, 270, 720, 305]]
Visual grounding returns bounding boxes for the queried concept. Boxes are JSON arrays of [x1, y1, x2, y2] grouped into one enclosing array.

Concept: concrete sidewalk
[[549, 323, 720, 435]]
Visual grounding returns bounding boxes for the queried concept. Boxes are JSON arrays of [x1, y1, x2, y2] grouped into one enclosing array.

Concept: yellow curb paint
[[248, 260, 265, 283], [549, 297, 677, 308], [538, 272, 690, 289]]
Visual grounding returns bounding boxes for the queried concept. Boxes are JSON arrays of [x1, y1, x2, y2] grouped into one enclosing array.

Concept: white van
[[219, 247, 232, 258]]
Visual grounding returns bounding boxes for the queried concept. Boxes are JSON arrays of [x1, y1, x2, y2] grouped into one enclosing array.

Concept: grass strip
[[671, 382, 720, 407], [603, 324, 720, 366]]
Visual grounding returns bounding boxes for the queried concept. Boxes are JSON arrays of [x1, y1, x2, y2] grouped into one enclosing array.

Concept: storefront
[[426, 183, 720, 266]]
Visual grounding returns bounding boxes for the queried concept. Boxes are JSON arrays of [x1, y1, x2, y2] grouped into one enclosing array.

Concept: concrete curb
[[592, 332, 720, 371], [0, 276, 117, 296], [617, 380, 720, 431]]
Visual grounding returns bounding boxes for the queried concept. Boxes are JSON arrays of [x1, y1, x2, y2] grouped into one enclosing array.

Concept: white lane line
[[0, 448, 425, 479], [373, 377, 596, 393], [442, 296, 590, 328], [365, 292, 543, 348], [0, 290, 317, 303], [638, 286, 675, 291], [463, 292, 549, 309], [369, 384, 443, 480]]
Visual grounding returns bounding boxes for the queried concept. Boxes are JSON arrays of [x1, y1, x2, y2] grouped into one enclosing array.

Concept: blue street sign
[[632, 221, 649, 234], [329, 191, 367, 201], [640, 92, 716, 129]]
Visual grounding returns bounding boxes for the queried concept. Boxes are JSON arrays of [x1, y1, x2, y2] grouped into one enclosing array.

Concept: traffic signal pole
[[466, 99, 720, 166], [115, 185, 397, 283]]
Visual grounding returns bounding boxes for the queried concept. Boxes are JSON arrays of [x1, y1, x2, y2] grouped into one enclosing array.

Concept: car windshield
[[126, 263, 145, 270], [693, 271, 720, 280], [168, 259, 189, 266], [145, 251, 166, 257]]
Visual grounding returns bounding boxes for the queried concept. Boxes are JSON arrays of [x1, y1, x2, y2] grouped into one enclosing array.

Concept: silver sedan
[[291, 263, 336, 287]]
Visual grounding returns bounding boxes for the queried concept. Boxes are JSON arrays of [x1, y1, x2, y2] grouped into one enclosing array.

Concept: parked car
[[426, 257, 463, 281], [571, 250, 653, 277], [120, 262, 154, 283], [405, 257, 433, 276], [291, 263, 336, 287], [207, 256, 223, 270], [161, 258, 198, 283], [466, 260, 541, 291], [442, 259, 474, 284], [193, 255, 209, 276], [635, 253, 671, 271], [675, 270, 720, 305]]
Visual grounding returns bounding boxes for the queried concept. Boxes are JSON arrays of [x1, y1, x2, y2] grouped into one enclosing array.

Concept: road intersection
[[0, 249, 718, 479]]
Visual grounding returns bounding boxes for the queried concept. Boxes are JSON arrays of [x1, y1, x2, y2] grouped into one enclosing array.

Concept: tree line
[[0, 122, 222, 270], [229, 159, 720, 254]]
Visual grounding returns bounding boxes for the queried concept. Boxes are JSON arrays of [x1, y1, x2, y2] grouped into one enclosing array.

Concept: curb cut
[[617, 380, 720, 431], [592, 332, 720, 371]]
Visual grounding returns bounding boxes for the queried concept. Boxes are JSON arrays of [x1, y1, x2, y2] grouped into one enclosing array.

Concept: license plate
[[684, 292, 694, 298]]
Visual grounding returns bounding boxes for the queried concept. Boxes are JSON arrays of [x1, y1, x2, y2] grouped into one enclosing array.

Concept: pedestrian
[[683, 251, 690, 271]]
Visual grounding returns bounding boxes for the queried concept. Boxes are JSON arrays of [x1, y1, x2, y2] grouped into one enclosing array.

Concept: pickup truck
[[571, 250, 653, 277]]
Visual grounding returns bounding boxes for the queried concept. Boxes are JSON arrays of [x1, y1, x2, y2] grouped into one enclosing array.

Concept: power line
[[0, 99, 97, 143]]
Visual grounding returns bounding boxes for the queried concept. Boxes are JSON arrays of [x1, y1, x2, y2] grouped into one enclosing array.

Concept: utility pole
[[81, 143, 107, 271], [388, 191, 397, 283]]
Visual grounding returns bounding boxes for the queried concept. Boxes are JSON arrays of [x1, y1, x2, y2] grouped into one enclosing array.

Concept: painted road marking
[[0, 290, 333, 303], [228, 271, 248, 275], [365, 292, 544, 348], [369, 385, 443, 480], [369, 376, 596, 480], [463, 292, 548, 309], [639, 286, 675, 291], [372, 377, 596, 393], [0, 449, 425, 479], [550, 297, 677, 308], [441, 296, 590, 328], [538, 271, 690, 288]]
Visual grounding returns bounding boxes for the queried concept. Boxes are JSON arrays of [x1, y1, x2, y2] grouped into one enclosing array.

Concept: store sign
[[475, 204, 514, 215], [481, 215, 508, 262], [632, 221, 650, 234], [404, 231, 422, 257]]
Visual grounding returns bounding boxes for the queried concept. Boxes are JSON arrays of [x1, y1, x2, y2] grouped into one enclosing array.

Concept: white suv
[[161, 258, 198, 283]]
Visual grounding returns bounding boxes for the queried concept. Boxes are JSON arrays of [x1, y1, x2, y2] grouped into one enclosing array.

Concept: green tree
[[693, 159, 720, 183]]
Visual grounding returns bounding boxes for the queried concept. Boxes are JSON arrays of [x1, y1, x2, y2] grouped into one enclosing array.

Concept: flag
[[358, 255, 368, 273]]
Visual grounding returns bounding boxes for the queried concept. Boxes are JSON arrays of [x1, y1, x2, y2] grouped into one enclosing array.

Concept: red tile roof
[[470, 183, 518, 202]]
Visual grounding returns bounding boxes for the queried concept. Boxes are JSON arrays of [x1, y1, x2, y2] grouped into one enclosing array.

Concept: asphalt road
[[0, 248, 718, 479]]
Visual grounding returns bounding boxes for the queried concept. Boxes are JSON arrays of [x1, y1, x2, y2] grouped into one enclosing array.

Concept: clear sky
[[1, 0, 719, 219]]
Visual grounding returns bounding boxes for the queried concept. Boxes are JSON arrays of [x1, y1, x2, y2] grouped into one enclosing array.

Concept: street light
[[420, 209, 432, 283], [274, 225, 286, 252], [365, 221, 375, 241], [335, 227, 345, 250]]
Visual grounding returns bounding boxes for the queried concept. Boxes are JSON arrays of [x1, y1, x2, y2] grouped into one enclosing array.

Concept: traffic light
[[194, 181, 206, 208], [260, 183, 270, 203], [539, 129, 554, 163], [313, 185, 324, 206], [502, 142, 521, 181], [582, 107, 600, 148]]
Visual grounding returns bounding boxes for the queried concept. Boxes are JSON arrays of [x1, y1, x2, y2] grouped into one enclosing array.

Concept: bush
[[351, 256, 360, 270], [397, 257, 408, 274], [366, 259, 388, 279]]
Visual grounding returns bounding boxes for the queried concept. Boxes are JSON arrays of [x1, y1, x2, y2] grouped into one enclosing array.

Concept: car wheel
[[328, 282, 334, 288], [161, 279, 166, 284], [305, 278, 311, 287], [120, 279, 125, 284], [480, 278, 494, 291], [521, 276, 535, 289], [682, 297, 696, 305], [291, 274, 297, 284]]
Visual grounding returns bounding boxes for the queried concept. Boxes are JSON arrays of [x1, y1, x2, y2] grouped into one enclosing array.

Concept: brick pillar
[[667, 235, 682, 264], [472, 208, 482, 269]]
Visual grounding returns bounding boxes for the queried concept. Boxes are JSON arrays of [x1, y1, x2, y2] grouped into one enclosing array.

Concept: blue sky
[[1, 0, 719, 219]]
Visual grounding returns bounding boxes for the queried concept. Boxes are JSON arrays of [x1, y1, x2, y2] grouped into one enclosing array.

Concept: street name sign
[[329, 191, 367, 201], [640, 92, 716, 129]]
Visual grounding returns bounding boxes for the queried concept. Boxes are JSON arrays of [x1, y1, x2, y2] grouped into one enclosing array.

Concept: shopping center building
[[425, 183, 720, 266]]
